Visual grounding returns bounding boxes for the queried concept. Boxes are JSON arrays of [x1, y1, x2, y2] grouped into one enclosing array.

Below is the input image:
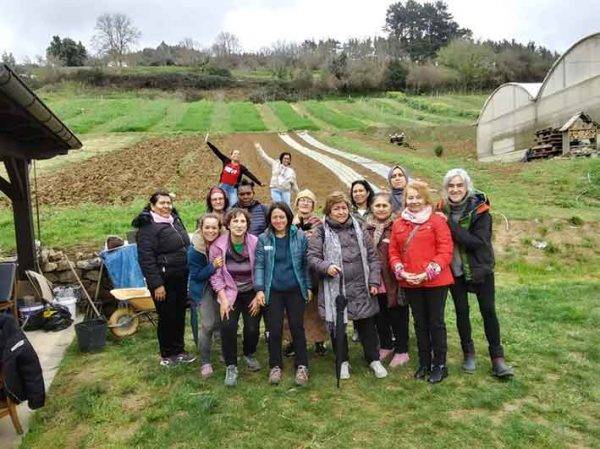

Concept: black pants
[[330, 316, 379, 364], [267, 289, 308, 369], [220, 290, 262, 366], [375, 294, 410, 353], [152, 273, 188, 358], [406, 287, 448, 367], [450, 274, 504, 358]]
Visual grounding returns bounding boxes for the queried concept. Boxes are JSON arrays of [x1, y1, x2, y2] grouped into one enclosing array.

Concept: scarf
[[367, 216, 393, 247], [401, 205, 432, 224], [322, 217, 370, 329], [387, 165, 411, 212], [150, 211, 174, 224]]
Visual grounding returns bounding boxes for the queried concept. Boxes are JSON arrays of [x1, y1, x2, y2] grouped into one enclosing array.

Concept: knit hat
[[295, 189, 317, 207]]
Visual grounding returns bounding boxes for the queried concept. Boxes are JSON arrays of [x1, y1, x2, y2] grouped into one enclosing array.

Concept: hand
[[220, 300, 230, 320], [405, 272, 427, 285], [249, 296, 262, 317], [154, 286, 166, 301], [327, 264, 342, 277], [369, 286, 379, 296], [212, 256, 224, 268], [307, 289, 314, 302], [393, 263, 404, 281], [255, 291, 266, 307]]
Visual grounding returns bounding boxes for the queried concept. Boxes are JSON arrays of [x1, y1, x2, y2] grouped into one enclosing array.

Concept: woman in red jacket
[[389, 181, 454, 383]]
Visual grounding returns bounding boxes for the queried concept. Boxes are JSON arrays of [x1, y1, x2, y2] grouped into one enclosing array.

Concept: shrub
[[569, 216, 584, 226], [434, 144, 444, 157]]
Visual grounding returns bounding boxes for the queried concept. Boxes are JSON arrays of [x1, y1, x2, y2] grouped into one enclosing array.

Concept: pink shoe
[[389, 352, 410, 368], [379, 348, 394, 362], [200, 363, 214, 379]]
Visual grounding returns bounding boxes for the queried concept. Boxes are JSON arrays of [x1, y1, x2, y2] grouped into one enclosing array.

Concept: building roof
[[558, 111, 598, 132], [476, 82, 541, 124], [0, 63, 81, 160]]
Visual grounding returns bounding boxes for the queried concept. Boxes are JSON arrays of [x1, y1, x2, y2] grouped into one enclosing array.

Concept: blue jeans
[[219, 183, 237, 208], [271, 188, 291, 206]]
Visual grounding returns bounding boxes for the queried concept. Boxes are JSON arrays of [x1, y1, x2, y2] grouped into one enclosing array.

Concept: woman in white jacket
[[269, 152, 299, 206]]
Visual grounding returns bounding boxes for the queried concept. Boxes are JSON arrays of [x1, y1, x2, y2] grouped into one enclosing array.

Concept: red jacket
[[388, 213, 454, 289]]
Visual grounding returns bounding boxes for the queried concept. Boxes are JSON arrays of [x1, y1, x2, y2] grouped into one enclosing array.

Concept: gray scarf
[[322, 217, 370, 327]]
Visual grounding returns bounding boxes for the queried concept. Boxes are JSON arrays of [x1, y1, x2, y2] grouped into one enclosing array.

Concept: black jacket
[[132, 209, 191, 290], [0, 314, 45, 409], [441, 192, 495, 283]]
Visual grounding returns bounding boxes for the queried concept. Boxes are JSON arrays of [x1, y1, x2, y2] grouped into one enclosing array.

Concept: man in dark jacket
[[234, 180, 268, 236], [0, 314, 45, 409], [440, 168, 513, 379]]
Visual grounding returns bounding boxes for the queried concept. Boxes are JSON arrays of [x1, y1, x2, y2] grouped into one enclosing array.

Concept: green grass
[[20, 281, 600, 448], [175, 101, 215, 132], [302, 101, 366, 129], [227, 102, 267, 132], [104, 100, 170, 132], [268, 101, 319, 130]]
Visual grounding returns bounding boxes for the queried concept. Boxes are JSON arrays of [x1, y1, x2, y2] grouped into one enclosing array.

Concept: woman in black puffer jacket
[[132, 191, 193, 367]]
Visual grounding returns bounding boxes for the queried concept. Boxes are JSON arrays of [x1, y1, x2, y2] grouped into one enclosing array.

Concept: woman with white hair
[[439, 168, 513, 379]]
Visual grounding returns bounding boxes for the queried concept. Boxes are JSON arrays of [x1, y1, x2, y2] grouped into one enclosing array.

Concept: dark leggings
[[330, 316, 379, 364], [153, 273, 188, 358], [374, 294, 409, 353], [406, 287, 448, 367], [267, 289, 308, 369], [450, 274, 504, 358], [220, 290, 262, 366]]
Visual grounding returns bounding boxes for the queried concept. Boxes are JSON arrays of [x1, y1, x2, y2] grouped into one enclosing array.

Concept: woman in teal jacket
[[255, 202, 311, 386]]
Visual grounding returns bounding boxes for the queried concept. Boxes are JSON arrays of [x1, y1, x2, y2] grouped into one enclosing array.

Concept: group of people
[[132, 144, 514, 387]]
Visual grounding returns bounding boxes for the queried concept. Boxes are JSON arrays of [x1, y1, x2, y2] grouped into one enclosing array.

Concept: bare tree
[[211, 32, 240, 57], [93, 13, 141, 66]]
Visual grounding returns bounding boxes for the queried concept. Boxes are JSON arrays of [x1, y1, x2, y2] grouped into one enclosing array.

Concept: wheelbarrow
[[108, 287, 156, 338]]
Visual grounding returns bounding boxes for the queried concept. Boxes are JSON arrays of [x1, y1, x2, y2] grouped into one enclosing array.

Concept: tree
[[385, 0, 470, 61], [385, 60, 409, 90], [211, 32, 241, 58], [93, 13, 141, 66], [437, 39, 495, 89], [1, 51, 16, 67], [46, 36, 88, 66]]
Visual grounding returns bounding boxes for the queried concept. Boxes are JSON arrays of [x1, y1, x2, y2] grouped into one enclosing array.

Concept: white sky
[[1, 0, 599, 61]]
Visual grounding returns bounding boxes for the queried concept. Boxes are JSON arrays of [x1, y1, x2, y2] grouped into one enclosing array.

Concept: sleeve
[[449, 212, 491, 251], [241, 165, 263, 186], [136, 224, 164, 291], [431, 217, 454, 269], [388, 221, 404, 270], [301, 233, 311, 290], [307, 226, 331, 277], [188, 248, 216, 284], [364, 230, 381, 286], [208, 244, 226, 293], [291, 168, 299, 194], [207, 141, 230, 164], [253, 236, 266, 292]]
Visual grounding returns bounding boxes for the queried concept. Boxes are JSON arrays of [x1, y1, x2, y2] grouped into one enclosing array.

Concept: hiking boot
[[379, 348, 394, 362], [244, 354, 261, 372], [462, 353, 476, 373], [174, 353, 196, 364], [389, 352, 410, 368], [340, 361, 351, 380], [428, 365, 448, 384], [284, 343, 296, 358], [200, 363, 214, 379], [160, 356, 175, 367], [295, 365, 309, 386], [224, 365, 238, 387], [414, 365, 430, 380], [269, 366, 282, 385], [314, 341, 327, 356], [370, 360, 388, 379], [492, 357, 514, 379]]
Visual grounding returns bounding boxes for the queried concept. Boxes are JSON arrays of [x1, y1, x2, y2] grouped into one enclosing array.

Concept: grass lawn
[[20, 281, 600, 448], [268, 101, 319, 130], [302, 101, 366, 130]]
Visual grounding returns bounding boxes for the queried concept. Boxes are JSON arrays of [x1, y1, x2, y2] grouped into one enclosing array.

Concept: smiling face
[[231, 150, 241, 163], [390, 168, 407, 189], [371, 196, 392, 221], [352, 183, 368, 208], [151, 195, 173, 218], [329, 201, 349, 224], [237, 185, 254, 207], [297, 197, 314, 215], [201, 217, 220, 243], [405, 187, 425, 213], [447, 175, 468, 204], [281, 154, 291, 166], [210, 191, 226, 212], [270, 208, 288, 233], [229, 213, 248, 238]]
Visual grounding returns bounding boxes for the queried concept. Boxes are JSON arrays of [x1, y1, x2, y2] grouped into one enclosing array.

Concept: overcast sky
[[2, 0, 599, 61]]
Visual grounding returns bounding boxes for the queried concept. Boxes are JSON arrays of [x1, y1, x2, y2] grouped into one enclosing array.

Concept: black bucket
[[75, 319, 107, 352]]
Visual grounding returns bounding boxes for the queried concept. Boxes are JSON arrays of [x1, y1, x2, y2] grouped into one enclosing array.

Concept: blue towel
[[100, 244, 146, 289]]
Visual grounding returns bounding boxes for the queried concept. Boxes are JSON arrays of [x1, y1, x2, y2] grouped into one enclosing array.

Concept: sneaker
[[174, 353, 196, 364], [462, 353, 476, 373], [314, 341, 327, 356], [269, 366, 282, 385], [160, 356, 175, 367], [428, 365, 448, 384], [379, 348, 394, 362], [389, 352, 410, 368], [200, 363, 214, 379], [340, 361, 351, 380], [370, 360, 389, 379], [244, 354, 261, 372], [224, 365, 238, 387], [284, 343, 296, 358], [295, 365, 309, 386], [492, 357, 514, 379]]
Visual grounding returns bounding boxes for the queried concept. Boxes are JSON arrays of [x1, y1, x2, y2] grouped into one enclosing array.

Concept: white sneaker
[[340, 361, 350, 380], [370, 360, 388, 379]]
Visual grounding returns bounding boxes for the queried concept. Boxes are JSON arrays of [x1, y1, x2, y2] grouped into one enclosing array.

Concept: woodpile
[[525, 128, 563, 161]]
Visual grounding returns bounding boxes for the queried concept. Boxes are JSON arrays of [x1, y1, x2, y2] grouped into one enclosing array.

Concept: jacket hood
[[438, 191, 490, 216], [190, 230, 208, 254], [131, 207, 181, 228]]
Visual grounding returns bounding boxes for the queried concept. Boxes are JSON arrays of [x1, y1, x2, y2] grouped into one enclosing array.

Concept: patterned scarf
[[367, 216, 393, 247], [401, 205, 432, 224]]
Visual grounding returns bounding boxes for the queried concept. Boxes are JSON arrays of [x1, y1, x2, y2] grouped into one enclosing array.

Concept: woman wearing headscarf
[[439, 168, 514, 379], [387, 165, 411, 214]]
